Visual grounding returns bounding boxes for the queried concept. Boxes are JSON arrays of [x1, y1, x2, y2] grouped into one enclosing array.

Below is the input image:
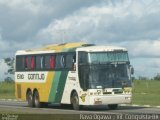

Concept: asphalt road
[[0, 100, 159, 114]]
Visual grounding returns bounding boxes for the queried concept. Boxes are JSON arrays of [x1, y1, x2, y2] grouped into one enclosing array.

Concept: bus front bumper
[[88, 94, 132, 105]]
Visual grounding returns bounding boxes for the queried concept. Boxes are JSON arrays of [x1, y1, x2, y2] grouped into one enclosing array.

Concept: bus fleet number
[[17, 74, 24, 79]]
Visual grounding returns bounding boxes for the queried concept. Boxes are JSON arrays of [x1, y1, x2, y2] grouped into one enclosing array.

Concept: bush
[[4, 77, 14, 83], [154, 74, 160, 81]]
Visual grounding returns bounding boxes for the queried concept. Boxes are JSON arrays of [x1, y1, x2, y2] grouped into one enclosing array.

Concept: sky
[[0, 0, 160, 80]]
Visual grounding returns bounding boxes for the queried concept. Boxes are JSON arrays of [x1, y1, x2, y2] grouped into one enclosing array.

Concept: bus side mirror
[[130, 66, 134, 75]]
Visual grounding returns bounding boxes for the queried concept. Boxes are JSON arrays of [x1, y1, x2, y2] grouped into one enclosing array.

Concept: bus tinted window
[[40, 56, 44, 69], [78, 52, 88, 65], [36, 56, 42, 70], [55, 54, 66, 69], [31, 56, 35, 70], [16, 56, 24, 71], [25, 56, 33, 70], [66, 54, 74, 69], [44, 55, 50, 69], [25, 56, 28, 69], [50, 55, 55, 69], [16, 53, 76, 71]]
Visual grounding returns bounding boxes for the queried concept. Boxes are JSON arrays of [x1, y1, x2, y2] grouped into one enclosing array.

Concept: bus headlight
[[94, 98, 102, 104], [123, 87, 132, 94]]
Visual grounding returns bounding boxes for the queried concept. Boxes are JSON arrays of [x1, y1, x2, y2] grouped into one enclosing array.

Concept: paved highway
[[0, 100, 159, 114]]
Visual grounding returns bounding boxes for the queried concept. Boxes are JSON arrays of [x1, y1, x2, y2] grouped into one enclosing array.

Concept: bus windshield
[[88, 64, 131, 89], [78, 51, 131, 90]]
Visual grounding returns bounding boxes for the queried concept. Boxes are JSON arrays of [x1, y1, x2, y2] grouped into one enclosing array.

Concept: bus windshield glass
[[87, 64, 131, 89], [78, 51, 131, 89]]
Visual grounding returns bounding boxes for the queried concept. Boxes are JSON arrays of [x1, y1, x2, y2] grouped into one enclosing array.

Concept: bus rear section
[[15, 46, 78, 108]]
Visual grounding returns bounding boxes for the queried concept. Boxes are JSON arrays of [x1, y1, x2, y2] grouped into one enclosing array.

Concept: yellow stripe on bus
[[41, 71, 55, 102]]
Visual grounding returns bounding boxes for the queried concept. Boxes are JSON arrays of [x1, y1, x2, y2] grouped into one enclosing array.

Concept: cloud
[[0, 0, 99, 56], [37, 0, 160, 44], [0, 0, 160, 78], [0, 32, 9, 52], [0, 0, 46, 14], [119, 40, 160, 58], [149, 59, 160, 68]]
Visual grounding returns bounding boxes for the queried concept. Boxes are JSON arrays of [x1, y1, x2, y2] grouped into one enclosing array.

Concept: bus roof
[[16, 42, 94, 55], [76, 45, 127, 52], [16, 42, 127, 55]]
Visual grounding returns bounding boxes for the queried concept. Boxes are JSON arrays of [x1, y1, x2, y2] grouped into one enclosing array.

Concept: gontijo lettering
[[28, 74, 45, 80]]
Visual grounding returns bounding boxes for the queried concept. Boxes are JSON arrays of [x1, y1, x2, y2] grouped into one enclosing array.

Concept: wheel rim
[[73, 96, 78, 105], [27, 93, 33, 106], [72, 94, 79, 110], [34, 93, 39, 107]]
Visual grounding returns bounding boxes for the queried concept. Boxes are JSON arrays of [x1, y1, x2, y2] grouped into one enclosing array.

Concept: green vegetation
[[0, 80, 160, 106], [0, 82, 15, 99], [132, 80, 160, 106]]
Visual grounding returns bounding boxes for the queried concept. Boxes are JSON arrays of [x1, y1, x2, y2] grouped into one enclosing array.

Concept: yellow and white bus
[[15, 42, 134, 110]]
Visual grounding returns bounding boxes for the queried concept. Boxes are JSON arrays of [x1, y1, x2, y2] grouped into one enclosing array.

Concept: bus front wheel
[[26, 91, 34, 107], [71, 92, 80, 110]]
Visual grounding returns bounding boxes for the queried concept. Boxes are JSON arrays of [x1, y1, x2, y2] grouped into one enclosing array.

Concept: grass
[[0, 82, 15, 99], [132, 80, 160, 106], [0, 80, 160, 106]]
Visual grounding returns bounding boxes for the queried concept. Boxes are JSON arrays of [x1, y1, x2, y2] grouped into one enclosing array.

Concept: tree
[[138, 76, 149, 80], [154, 73, 160, 81], [4, 57, 15, 75], [4, 77, 14, 83], [3, 57, 15, 82]]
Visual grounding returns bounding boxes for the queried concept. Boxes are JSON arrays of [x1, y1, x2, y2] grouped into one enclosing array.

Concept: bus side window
[[35, 56, 40, 70], [44, 55, 50, 69], [55, 54, 66, 69], [16, 56, 25, 71], [40, 56, 44, 69], [31, 56, 35, 70], [26, 56, 32, 70], [25, 56, 28, 69], [65, 54, 75, 70], [78, 52, 88, 65], [50, 55, 55, 69], [35, 56, 44, 70]]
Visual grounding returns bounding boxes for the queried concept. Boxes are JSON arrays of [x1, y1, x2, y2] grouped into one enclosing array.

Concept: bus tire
[[71, 92, 81, 110], [33, 90, 41, 108], [26, 91, 34, 107], [108, 104, 118, 110]]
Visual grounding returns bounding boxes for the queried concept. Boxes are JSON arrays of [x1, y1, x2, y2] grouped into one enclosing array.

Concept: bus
[[15, 42, 134, 110]]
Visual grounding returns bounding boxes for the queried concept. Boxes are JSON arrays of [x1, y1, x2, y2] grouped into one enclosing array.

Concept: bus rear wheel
[[26, 91, 34, 107], [108, 104, 118, 110], [71, 92, 81, 110], [33, 91, 41, 108]]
